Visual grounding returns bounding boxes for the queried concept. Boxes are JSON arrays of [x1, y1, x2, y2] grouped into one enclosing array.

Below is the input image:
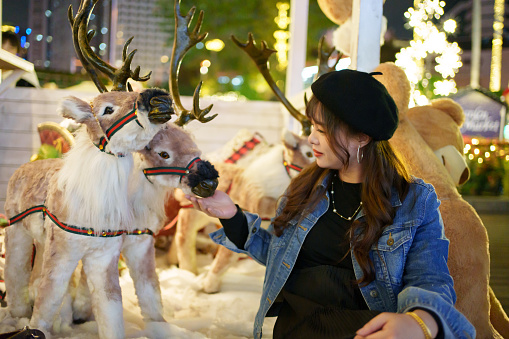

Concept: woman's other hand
[[186, 190, 237, 219], [354, 310, 438, 339]]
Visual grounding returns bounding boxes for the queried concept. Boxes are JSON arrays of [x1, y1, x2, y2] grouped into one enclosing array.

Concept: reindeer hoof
[[200, 274, 221, 294]]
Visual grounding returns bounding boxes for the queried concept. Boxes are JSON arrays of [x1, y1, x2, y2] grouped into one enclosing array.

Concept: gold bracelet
[[406, 311, 432, 339]]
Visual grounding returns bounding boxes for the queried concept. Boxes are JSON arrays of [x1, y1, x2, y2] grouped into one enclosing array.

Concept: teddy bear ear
[[372, 62, 411, 116], [430, 98, 465, 127], [317, 0, 353, 25]]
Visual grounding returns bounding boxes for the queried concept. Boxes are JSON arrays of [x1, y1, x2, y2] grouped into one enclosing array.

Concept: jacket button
[[252, 228, 257, 234], [370, 290, 378, 298], [387, 232, 394, 246]]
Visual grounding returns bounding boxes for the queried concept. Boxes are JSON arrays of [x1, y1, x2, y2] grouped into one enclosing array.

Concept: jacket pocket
[[372, 221, 416, 285]]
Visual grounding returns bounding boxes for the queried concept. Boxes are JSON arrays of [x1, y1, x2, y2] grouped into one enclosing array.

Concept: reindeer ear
[[281, 128, 298, 149], [57, 96, 94, 123]]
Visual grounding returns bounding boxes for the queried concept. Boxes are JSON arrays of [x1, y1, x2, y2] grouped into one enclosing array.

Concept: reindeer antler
[[68, 0, 151, 92], [231, 33, 311, 136], [316, 36, 341, 80], [170, 0, 216, 127]]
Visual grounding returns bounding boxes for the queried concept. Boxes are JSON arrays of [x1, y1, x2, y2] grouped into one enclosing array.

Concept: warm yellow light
[[465, 144, 471, 151], [205, 39, 225, 52], [275, 2, 290, 29], [472, 138, 479, 145], [468, 154, 474, 160], [485, 152, 491, 158], [273, 2, 290, 70], [200, 66, 209, 74], [201, 59, 211, 68], [490, 145, 496, 151], [478, 157, 483, 163], [474, 148, 480, 155], [506, 155, 509, 161], [490, 0, 505, 92], [443, 19, 457, 33], [160, 55, 169, 63]]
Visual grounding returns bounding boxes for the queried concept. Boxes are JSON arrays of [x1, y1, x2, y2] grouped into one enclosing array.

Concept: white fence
[[0, 87, 286, 214]]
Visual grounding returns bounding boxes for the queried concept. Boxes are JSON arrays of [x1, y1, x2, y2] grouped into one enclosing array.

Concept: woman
[[188, 69, 475, 339]]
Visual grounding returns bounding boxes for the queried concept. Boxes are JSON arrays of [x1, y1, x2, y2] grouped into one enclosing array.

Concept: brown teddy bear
[[406, 98, 470, 186], [374, 62, 509, 338]]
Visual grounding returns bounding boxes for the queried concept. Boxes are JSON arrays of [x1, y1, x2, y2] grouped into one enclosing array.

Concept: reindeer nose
[[148, 96, 174, 124], [191, 178, 219, 198]]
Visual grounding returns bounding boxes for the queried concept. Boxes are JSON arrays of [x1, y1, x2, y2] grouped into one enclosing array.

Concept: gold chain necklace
[[330, 178, 362, 221]]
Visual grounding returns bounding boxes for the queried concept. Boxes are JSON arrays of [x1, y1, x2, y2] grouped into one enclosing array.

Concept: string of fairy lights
[[464, 138, 509, 164], [490, 0, 505, 92], [274, 2, 290, 71]]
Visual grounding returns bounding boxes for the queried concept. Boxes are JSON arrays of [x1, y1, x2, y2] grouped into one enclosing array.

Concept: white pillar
[[470, 0, 481, 88], [349, 0, 383, 72], [285, 0, 309, 133], [285, 0, 309, 97]]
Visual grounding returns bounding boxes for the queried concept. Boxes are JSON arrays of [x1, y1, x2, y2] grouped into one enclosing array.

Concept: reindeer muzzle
[[191, 178, 219, 198], [148, 96, 174, 124]]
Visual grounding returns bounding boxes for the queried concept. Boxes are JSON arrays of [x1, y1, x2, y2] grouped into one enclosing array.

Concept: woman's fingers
[[356, 313, 389, 336]]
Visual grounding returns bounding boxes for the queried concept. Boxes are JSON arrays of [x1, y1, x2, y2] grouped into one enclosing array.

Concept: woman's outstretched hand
[[186, 190, 237, 219]]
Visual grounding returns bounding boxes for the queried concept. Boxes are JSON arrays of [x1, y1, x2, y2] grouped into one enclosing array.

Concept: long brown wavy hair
[[272, 95, 412, 285]]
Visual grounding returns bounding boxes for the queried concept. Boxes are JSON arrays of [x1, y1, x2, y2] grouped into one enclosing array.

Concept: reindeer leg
[[4, 224, 34, 318], [122, 236, 165, 322], [81, 239, 124, 339], [202, 245, 240, 294], [175, 208, 200, 274], [30, 227, 81, 336], [72, 264, 93, 323]]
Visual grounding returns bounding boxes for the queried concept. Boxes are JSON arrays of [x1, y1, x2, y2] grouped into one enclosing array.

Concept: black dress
[[272, 176, 380, 339]]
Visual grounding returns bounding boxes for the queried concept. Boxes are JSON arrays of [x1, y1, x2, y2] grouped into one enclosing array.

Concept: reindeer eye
[[306, 151, 313, 158], [159, 152, 170, 159], [103, 106, 114, 115], [145, 145, 151, 151]]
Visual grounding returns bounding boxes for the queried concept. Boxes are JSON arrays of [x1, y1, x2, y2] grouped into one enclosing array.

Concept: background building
[[24, 0, 171, 86]]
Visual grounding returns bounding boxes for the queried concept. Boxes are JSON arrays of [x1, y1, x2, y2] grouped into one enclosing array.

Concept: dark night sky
[[2, 0, 30, 29]]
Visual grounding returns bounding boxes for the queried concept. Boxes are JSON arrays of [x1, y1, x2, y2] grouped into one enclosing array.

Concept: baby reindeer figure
[[172, 130, 314, 293], [171, 33, 331, 293]]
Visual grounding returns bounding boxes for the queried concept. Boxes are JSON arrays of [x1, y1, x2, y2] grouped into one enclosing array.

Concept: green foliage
[[154, 0, 336, 100], [459, 158, 506, 196], [31, 144, 62, 162]]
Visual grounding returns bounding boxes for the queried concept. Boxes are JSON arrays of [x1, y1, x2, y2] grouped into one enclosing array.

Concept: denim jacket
[[210, 176, 475, 339]]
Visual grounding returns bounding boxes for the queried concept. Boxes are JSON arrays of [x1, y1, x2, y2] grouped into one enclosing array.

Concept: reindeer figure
[[4, 1, 216, 336]]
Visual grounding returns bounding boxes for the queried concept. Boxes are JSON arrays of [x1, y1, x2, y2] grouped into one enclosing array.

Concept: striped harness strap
[[6, 205, 153, 237], [6, 205, 46, 226], [283, 152, 303, 178], [224, 136, 261, 164], [95, 102, 142, 155], [143, 157, 202, 183]]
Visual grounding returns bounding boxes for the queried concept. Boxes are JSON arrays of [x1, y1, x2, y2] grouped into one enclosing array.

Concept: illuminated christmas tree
[[395, 0, 463, 106]]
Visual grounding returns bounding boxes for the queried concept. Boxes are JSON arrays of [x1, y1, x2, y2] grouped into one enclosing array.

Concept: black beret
[[310, 69, 398, 141]]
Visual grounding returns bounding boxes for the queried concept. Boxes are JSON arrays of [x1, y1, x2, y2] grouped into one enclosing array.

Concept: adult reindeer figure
[[3, 0, 176, 337], [171, 34, 335, 293], [71, 0, 220, 324]]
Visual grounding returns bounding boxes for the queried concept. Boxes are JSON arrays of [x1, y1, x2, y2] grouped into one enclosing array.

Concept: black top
[[295, 175, 362, 270]]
